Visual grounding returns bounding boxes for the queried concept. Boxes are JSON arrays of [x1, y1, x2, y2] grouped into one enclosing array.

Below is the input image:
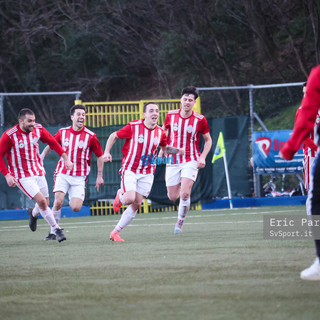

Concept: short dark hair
[[181, 86, 199, 100], [18, 108, 34, 120], [143, 102, 158, 113], [70, 104, 87, 116]]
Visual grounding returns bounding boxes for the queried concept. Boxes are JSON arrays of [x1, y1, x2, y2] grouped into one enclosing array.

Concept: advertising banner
[[252, 130, 303, 174]]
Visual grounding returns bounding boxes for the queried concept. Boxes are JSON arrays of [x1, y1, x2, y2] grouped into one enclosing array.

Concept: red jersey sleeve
[[159, 130, 167, 147], [116, 124, 132, 139], [163, 114, 171, 130], [0, 132, 12, 176], [53, 130, 62, 144], [40, 127, 65, 156], [281, 65, 320, 160], [90, 134, 103, 157], [199, 117, 210, 135]]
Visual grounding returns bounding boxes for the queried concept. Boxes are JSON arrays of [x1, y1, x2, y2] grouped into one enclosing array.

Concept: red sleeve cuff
[[280, 142, 296, 160]]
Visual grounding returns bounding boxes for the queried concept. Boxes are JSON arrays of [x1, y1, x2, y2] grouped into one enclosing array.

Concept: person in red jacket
[[0, 108, 73, 242], [295, 82, 320, 191], [280, 65, 320, 280]]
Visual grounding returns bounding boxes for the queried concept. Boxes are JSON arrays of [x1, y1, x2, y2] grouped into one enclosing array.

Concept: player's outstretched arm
[[197, 132, 212, 169], [103, 132, 118, 162], [96, 156, 104, 191]]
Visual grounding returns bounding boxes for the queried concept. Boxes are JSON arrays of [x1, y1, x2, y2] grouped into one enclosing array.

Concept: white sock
[[50, 209, 61, 234], [114, 205, 137, 232], [32, 203, 40, 218], [39, 207, 60, 231], [176, 198, 190, 229]]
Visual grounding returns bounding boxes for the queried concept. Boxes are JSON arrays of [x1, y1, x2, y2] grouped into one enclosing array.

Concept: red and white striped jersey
[[54, 126, 103, 176], [0, 124, 65, 179], [117, 119, 167, 175], [163, 110, 210, 164], [295, 107, 320, 157]]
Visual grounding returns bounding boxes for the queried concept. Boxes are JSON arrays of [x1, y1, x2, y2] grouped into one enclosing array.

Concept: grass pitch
[[0, 206, 319, 320]]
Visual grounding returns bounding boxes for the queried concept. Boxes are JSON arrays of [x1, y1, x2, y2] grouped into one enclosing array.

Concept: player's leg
[[113, 171, 137, 213], [174, 161, 198, 234], [174, 177, 194, 233], [301, 155, 320, 280], [165, 164, 182, 202], [67, 175, 86, 212], [110, 173, 152, 242]]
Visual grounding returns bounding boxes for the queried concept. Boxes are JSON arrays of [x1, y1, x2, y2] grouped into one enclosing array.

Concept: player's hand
[[96, 176, 104, 192], [103, 152, 112, 162], [279, 151, 284, 159], [178, 148, 184, 156], [5, 173, 17, 187], [158, 149, 164, 158], [65, 159, 73, 170], [197, 156, 206, 169]]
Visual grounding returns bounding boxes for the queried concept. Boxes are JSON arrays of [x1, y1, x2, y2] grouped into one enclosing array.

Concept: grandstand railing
[[75, 98, 202, 127], [90, 199, 202, 216]]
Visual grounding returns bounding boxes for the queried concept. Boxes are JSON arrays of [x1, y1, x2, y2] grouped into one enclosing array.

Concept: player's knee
[[167, 191, 178, 202], [37, 198, 47, 209], [54, 198, 64, 210], [180, 192, 190, 201], [124, 195, 135, 204], [131, 202, 141, 211], [71, 205, 81, 212]]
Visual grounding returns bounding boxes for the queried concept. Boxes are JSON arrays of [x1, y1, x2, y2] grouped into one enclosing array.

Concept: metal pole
[[0, 95, 4, 127], [248, 84, 258, 197]]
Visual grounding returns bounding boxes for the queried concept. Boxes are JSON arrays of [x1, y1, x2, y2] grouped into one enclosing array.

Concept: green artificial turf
[[0, 206, 319, 320]]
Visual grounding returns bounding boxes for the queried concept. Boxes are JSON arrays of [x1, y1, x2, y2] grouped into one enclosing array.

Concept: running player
[[103, 102, 183, 242], [41, 104, 104, 241], [0, 108, 73, 242], [162, 86, 212, 234]]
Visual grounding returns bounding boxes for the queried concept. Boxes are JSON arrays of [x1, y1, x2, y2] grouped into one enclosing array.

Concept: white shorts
[[121, 170, 154, 197], [165, 161, 198, 187], [53, 173, 86, 201], [17, 175, 49, 200]]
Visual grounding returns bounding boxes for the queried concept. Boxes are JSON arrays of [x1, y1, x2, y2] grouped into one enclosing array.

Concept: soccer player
[[0, 108, 73, 242], [280, 65, 320, 280], [103, 102, 184, 242], [41, 104, 104, 240], [162, 86, 212, 234]]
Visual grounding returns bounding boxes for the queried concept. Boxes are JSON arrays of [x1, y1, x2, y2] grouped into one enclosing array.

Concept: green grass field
[[0, 206, 319, 320]]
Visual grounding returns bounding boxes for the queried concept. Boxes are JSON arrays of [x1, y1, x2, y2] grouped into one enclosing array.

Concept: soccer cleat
[[27, 207, 38, 232], [300, 258, 320, 281], [110, 230, 124, 242], [44, 233, 56, 241], [55, 228, 67, 243], [113, 189, 123, 213], [174, 227, 183, 234]]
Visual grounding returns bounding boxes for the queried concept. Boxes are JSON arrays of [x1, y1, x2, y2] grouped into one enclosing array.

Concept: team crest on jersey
[[153, 137, 159, 145], [30, 136, 39, 146], [78, 140, 85, 149], [187, 125, 193, 133], [138, 134, 144, 143], [173, 123, 179, 131], [64, 138, 69, 147], [18, 139, 24, 148]]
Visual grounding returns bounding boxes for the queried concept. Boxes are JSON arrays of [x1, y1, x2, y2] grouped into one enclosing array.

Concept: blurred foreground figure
[[280, 65, 320, 280]]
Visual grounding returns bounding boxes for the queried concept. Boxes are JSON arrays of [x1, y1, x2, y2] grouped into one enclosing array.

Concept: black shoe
[[27, 208, 38, 232], [55, 228, 66, 242], [44, 233, 56, 241]]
